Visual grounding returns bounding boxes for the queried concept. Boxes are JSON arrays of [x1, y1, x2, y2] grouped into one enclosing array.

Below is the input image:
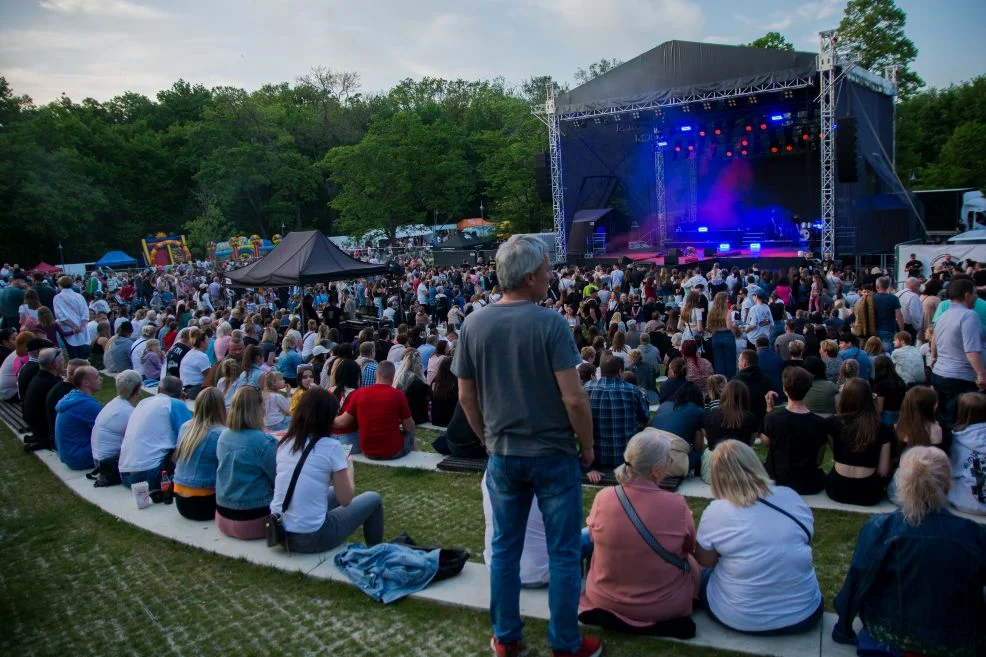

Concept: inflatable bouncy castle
[[142, 233, 192, 267], [209, 234, 280, 262]]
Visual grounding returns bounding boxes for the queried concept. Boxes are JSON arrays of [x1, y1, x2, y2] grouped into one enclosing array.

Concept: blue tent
[[95, 250, 139, 268]]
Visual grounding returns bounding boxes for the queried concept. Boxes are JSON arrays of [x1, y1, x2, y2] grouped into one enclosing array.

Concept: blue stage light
[[719, 243, 730, 252], [697, 226, 708, 233], [680, 125, 693, 132], [657, 140, 668, 147], [750, 243, 761, 253], [770, 114, 784, 122]]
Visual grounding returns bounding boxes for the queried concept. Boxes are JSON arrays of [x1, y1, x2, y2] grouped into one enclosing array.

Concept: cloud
[[736, 0, 842, 33], [703, 35, 741, 45], [38, 0, 167, 20]]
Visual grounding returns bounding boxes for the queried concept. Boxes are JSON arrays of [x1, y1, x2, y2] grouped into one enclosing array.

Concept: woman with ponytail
[[578, 429, 700, 639]]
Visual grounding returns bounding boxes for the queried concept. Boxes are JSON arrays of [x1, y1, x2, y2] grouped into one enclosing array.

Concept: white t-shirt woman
[[696, 486, 822, 632], [269, 437, 349, 533]]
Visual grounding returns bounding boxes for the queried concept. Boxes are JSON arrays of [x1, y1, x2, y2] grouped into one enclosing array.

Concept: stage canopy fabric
[[572, 208, 614, 224], [30, 261, 61, 274], [554, 40, 817, 115], [226, 231, 387, 286], [94, 251, 139, 268]]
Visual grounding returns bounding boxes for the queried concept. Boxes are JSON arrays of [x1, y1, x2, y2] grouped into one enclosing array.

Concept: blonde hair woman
[[579, 429, 701, 638], [832, 446, 986, 653], [215, 386, 277, 539], [173, 387, 227, 520], [706, 291, 737, 378], [394, 348, 430, 424], [213, 321, 233, 361], [695, 440, 823, 635]]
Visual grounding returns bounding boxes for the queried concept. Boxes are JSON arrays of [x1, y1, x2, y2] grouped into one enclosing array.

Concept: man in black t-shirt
[[762, 366, 831, 495], [165, 328, 194, 378], [321, 299, 342, 331], [904, 253, 923, 279]]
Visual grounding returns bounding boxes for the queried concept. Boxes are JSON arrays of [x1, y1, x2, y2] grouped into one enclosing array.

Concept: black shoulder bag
[[265, 438, 318, 551], [758, 498, 813, 544], [615, 485, 690, 572]]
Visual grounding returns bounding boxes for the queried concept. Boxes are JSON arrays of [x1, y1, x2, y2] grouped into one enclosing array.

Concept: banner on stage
[[895, 243, 986, 282]]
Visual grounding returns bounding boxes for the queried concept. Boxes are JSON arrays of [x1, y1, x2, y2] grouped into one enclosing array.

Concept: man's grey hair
[[159, 375, 183, 398], [115, 370, 143, 399], [495, 234, 546, 292], [39, 348, 62, 369], [876, 276, 890, 291]]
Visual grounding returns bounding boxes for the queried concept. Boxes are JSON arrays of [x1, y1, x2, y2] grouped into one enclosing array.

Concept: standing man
[[54, 275, 91, 359], [453, 235, 601, 657], [897, 277, 923, 343], [744, 290, 773, 347], [872, 276, 904, 353], [0, 273, 27, 331], [931, 278, 986, 432]]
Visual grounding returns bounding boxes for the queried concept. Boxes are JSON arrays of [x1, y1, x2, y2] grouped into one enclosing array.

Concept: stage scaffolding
[[534, 33, 898, 264]]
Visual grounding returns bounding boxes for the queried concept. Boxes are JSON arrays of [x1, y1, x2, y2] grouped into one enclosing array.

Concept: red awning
[[457, 218, 495, 230], [30, 261, 62, 274]]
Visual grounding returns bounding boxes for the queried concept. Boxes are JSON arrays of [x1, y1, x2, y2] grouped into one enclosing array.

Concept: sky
[[1, 0, 983, 105]]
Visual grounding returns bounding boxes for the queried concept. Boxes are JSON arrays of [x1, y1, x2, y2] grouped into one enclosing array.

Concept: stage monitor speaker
[[618, 256, 632, 266], [665, 254, 678, 266], [704, 248, 716, 257], [534, 152, 551, 201], [836, 116, 859, 183], [666, 248, 680, 257]]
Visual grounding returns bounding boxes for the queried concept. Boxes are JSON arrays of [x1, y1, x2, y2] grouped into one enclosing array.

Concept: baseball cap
[[312, 345, 330, 357]]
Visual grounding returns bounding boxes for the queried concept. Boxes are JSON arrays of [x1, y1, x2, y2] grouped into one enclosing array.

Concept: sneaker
[[552, 636, 603, 657], [490, 637, 524, 657]]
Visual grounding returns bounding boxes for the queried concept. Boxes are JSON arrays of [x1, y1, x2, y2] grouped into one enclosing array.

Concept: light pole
[[479, 200, 485, 219], [280, 220, 286, 236], [57, 240, 64, 269]]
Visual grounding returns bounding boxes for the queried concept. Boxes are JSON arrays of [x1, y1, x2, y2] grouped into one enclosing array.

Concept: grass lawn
[[9, 379, 863, 654]]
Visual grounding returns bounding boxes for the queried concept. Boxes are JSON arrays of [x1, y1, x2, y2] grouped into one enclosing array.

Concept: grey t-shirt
[[452, 301, 581, 457], [932, 304, 983, 382]]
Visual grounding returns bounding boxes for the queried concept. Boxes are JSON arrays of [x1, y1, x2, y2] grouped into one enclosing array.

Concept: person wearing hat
[[17, 337, 54, 402], [0, 273, 28, 331], [88, 290, 110, 316], [23, 347, 63, 452]]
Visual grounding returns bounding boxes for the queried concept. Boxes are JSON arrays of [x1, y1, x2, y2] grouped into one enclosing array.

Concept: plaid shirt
[[584, 376, 649, 468], [361, 360, 378, 388]]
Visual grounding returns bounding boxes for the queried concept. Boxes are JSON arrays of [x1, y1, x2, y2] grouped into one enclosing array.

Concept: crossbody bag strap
[[758, 497, 812, 544], [614, 485, 690, 573], [281, 437, 318, 514]]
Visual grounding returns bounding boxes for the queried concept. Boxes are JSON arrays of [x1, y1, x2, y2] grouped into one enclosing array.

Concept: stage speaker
[[666, 248, 680, 257], [836, 116, 858, 183], [618, 256, 632, 266], [534, 152, 551, 201], [665, 254, 678, 266], [704, 248, 716, 257]]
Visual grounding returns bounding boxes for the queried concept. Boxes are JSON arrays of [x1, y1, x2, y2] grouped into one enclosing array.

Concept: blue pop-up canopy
[[94, 250, 139, 268]]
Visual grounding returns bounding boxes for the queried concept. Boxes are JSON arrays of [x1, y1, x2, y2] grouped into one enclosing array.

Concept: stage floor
[[589, 244, 808, 270]]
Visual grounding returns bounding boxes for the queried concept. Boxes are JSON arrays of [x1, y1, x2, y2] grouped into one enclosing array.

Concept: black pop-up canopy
[[225, 230, 387, 286]]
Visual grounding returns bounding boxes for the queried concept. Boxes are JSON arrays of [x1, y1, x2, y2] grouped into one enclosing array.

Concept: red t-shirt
[[345, 384, 411, 458]]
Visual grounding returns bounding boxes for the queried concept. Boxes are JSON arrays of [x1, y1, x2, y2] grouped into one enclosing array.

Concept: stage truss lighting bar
[[770, 114, 784, 122], [697, 226, 708, 233], [750, 243, 761, 252], [680, 125, 693, 132], [719, 243, 730, 252]]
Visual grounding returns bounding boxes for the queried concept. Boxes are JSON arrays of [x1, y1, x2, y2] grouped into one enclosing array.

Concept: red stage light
[[741, 149, 748, 156], [785, 145, 794, 152], [699, 130, 706, 137], [741, 138, 749, 146], [675, 146, 681, 152], [745, 125, 753, 132], [687, 145, 694, 151], [760, 123, 767, 130], [714, 129, 722, 135], [726, 151, 733, 157], [802, 134, 810, 141], [770, 146, 779, 153]]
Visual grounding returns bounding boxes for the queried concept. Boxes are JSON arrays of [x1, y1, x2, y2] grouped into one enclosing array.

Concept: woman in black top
[[825, 377, 892, 506], [701, 380, 760, 483], [429, 358, 457, 427], [871, 355, 906, 425], [394, 349, 431, 425]]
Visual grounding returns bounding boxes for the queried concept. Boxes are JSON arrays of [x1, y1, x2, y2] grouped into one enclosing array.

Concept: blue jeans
[[878, 330, 895, 354], [710, 330, 737, 379], [487, 453, 583, 653], [121, 466, 164, 490]]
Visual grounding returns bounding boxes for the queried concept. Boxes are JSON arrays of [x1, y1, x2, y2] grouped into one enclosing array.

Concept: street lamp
[[280, 221, 286, 236], [57, 240, 64, 269]]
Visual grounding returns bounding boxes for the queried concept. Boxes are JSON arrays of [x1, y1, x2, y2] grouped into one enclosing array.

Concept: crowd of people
[[1, 241, 985, 657]]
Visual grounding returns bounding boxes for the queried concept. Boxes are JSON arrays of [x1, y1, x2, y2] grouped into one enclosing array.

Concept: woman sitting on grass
[[579, 430, 700, 639], [269, 388, 383, 553], [825, 378, 892, 507], [832, 446, 986, 655], [290, 364, 316, 414], [696, 440, 823, 636], [173, 387, 226, 521]]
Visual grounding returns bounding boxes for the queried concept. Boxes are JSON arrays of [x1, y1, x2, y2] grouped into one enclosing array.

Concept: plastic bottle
[[160, 470, 173, 505]]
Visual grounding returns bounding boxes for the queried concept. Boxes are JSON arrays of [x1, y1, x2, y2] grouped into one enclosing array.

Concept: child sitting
[[260, 370, 292, 431], [141, 339, 163, 382]]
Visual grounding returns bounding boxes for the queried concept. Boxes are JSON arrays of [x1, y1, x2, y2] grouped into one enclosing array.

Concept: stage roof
[[554, 40, 818, 115]]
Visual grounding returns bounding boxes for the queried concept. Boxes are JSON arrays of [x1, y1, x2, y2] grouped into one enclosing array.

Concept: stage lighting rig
[[748, 96, 758, 105]]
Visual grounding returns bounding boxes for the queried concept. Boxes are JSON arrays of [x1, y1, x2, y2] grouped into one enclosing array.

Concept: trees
[[838, 0, 924, 99], [574, 58, 623, 86], [744, 32, 795, 51]]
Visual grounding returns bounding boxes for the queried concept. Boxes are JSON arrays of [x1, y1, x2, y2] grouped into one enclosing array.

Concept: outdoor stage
[[587, 243, 809, 271]]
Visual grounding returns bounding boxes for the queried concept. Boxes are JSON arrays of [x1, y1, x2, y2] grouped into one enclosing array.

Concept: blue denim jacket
[[334, 543, 440, 604], [173, 423, 223, 490], [216, 428, 277, 510], [833, 509, 986, 655]]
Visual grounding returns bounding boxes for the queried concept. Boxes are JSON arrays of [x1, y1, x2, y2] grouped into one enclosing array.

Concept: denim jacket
[[833, 509, 986, 656], [216, 428, 277, 510], [334, 543, 440, 604], [173, 423, 223, 490]]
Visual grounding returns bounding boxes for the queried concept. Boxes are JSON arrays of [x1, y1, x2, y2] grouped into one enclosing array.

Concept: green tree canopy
[[744, 32, 795, 51], [838, 0, 924, 99]]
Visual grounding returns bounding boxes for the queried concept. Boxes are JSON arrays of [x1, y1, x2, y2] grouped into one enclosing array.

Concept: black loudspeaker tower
[[666, 248, 680, 257], [534, 153, 551, 201], [704, 248, 716, 257], [618, 256, 632, 266], [835, 116, 859, 183], [664, 254, 678, 266]]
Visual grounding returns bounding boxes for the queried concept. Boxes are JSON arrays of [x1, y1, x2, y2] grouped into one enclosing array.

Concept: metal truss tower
[[653, 147, 665, 247], [545, 84, 567, 262], [819, 30, 838, 261]]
